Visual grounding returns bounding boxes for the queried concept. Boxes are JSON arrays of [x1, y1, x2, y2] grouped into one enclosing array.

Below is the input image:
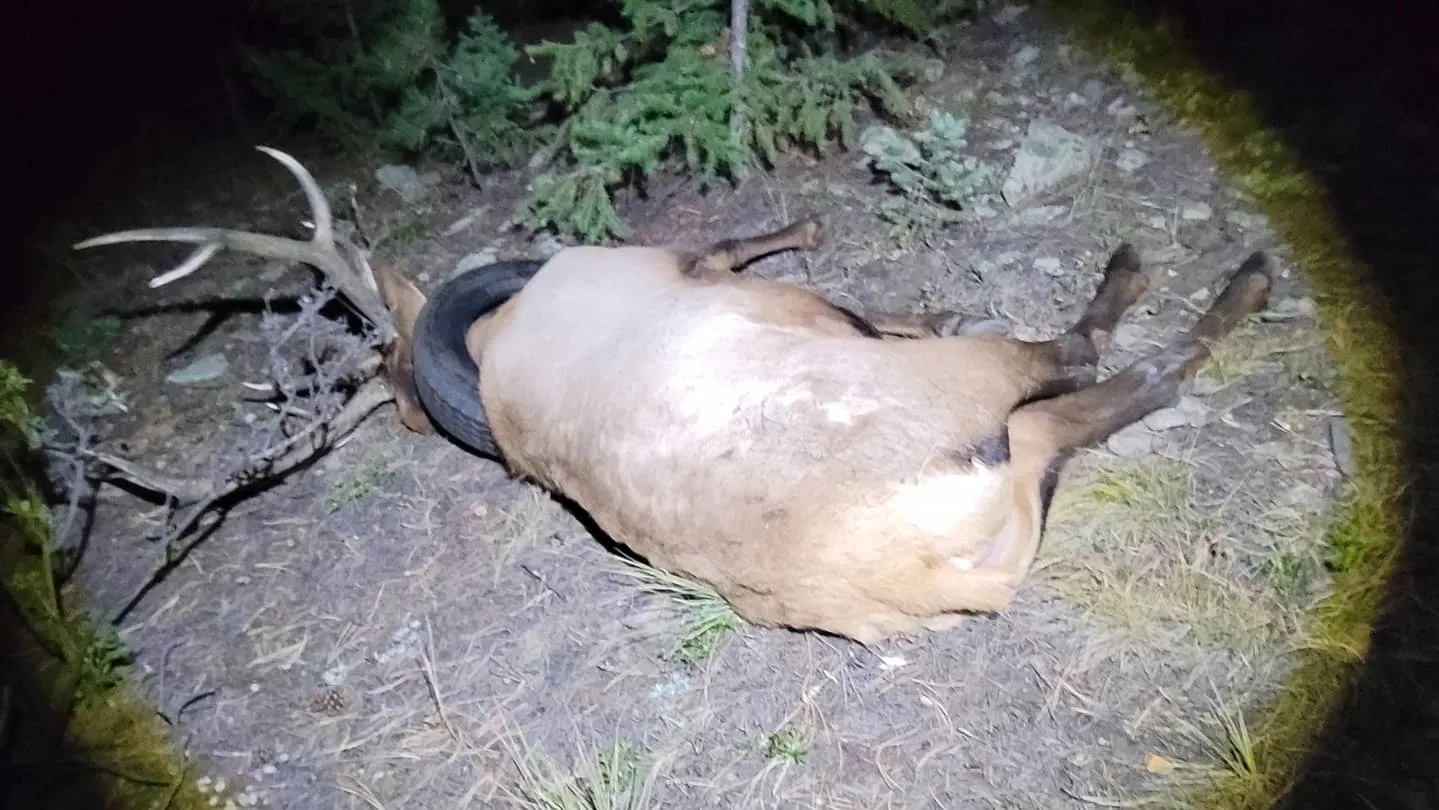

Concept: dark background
[[0, 0, 1435, 807]]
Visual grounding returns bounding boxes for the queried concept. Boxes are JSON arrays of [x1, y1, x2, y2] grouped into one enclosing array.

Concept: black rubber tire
[[411, 258, 547, 459]]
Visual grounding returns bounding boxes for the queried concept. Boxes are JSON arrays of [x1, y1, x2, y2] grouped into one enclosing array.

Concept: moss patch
[[1042, 1, 1405, 807]]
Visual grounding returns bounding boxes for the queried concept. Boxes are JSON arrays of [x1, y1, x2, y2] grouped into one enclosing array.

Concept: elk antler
[[73, 146, 394, 340]]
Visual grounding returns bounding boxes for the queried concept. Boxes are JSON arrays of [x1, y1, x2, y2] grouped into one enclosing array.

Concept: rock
[[1011, 45, 1041, 70], [970, 202, 999, 219], [374, 164, 428, 204], [442, 207, 488, 237], [993, 4, 1028, 25], [1175, 395, 1210, 426], [453, 247, 500, 277], [534, 233, 567, 258], [1144, 396, 1208, 431], [1327, 416, 1355, 479], [1227, 210, 1270, 232], [1107, 97, 1139, 119], [259, 261, 290, 283], [1016, 205, 1066, 225], [1143, 406, 1189, 431], [1180, 201, 1214, 221], [1259, 296, 1319, 322], [1106, 424, 1154, 457], [1115, 148, 1150, 173], [1190, 377, 1223, 396], [1112, 323, 1150, 351], [1002, 121, 1099, 207], [166, 353, 229, 384], [1033, 257, 1064, 276]]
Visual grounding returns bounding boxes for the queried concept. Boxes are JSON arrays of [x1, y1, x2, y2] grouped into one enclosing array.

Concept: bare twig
[[87, 377, 393, 508]]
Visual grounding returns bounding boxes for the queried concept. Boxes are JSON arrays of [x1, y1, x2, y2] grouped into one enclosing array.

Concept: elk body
[[392, 223, 1273, 645], [77, 147, 1274, 645]]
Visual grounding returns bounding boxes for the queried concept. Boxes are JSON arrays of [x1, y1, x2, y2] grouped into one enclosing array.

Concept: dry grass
[[609, 555, 742, 665], [501, 732, 662, 810], [1039, 457, 1293, 650], [484, 488, 572, 585], [1198, 321, 1323, 391]]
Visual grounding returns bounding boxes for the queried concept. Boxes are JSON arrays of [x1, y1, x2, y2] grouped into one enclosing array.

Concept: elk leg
[[689, 218, 826, 278], [1006, 251, 1272, 535], [1015, 252, 1271, 456], [939, 252, 1272, 608], [1000, 243, 1153, 399]]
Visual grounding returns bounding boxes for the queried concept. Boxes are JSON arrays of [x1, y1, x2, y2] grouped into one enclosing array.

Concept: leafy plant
[[244, 0, 536, 178], [0, 361, 134, 705], [50, 311, 125, 366], [861, 108, 993, 244], [764, 727, 808, 763], [520, 0, 925, 243]]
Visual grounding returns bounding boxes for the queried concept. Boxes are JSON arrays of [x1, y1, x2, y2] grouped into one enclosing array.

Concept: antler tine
[[72, 146, 392, 337], [255, 145, 333, 252]]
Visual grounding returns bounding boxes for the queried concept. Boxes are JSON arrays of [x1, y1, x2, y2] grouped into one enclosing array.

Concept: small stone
[[1016, 205, 1066, 225], [453, 247, 500, 277], [442, 207, 487, 237], [1033, 257, 1064, 276], [1143, 214, 1168, 230], [1116, 148, 1150, 172], [996, 251, 1023, 265], [1112, 323, 1150, 351], [1175, 395, 1210, 426], [970, 202, 999, 218], [1011, 45, 1041, 69], [1147, 753, 1176, 775], [215, 777, 227, 793], [1107, 424, 1154, 457], [1143, 406, 1189, 431], [1180, 201, 1213, 221], [262, 764, 278, 775], [1260, 296, 1318, 322], [534, 233, 567, 258], [993, 5, 1027, 25], [1190, 377, 1223, 396], [259, 261, 289, 283], [1107, 97, 1138, 119], [1082, 79, 1106, 103], [321, 662, 348, 687], [1227, 210, 1269, 232], [374, 164, 427, 204], [166, 353, 229, 385]]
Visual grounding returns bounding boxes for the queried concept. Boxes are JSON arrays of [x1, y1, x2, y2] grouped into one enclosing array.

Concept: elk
[[77, 147, 1274, 645]]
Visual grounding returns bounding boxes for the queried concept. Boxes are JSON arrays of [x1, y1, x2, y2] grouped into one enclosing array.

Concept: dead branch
[[85, 374, 393, 508]]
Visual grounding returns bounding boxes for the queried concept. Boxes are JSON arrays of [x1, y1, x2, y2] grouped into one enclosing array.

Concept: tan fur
[[373, 263, 435, 435], [389, 220, 1271, 644]]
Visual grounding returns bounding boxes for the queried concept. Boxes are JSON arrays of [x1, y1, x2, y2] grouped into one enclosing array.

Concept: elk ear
[[374, 263, 434, 435]]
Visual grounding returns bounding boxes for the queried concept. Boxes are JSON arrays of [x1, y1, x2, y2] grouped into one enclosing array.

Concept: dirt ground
[[57, 5, 1347, 809]]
